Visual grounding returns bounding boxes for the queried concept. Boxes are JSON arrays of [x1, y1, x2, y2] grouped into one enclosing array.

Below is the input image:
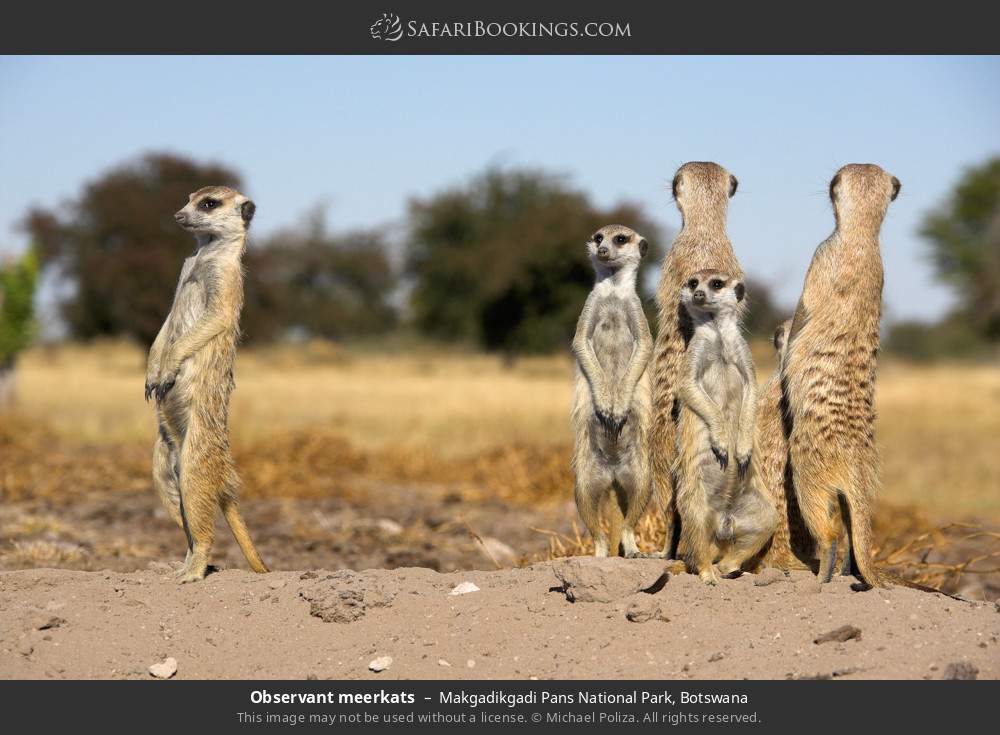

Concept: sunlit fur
[[751, 319, 815, 571], [649, 162, 745, 558], [145, 185, 268, 582], [672, 270, 776, 583], [782, 163, 900, 588], [571, 225, 654, 557]]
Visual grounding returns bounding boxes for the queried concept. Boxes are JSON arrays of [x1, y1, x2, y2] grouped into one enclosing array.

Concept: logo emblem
[[370, 13, 403, 42]]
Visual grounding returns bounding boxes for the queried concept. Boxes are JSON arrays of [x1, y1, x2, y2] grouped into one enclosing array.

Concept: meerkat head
[[174, 185, 256, 238], [773, 318, 793, 356], [587, 225, 649, 274], [828, 164, 900, 221], [681, 269, 745, 317], [671, 162, 738, 214]]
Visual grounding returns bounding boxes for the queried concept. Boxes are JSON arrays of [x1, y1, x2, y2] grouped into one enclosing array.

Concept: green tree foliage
[[243, 210, 397, 342], [921, 157, 1000, 341], [24, 153, 244, 345], [405, 167, 664, 354], [741, 277, 789, 341], [0, 247, 39, 368]]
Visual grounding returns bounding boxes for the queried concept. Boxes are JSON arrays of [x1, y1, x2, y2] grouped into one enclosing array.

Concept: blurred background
[[1, 56, 998, 598]]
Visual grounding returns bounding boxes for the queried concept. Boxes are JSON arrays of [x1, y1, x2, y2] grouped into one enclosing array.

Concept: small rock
[[149, 657, 178, 679], [814, 625, 862, 645], [623, 596, 669, 623], [753, 568, 788, 587], [17, 637, 33, 657], [467, 659, 476, 669], [33, 615, 66, 631], [368, 656, 393, 673], [268, 579, 286, 590], [942, 662, 978, 680], [709, 652, 725, 662], [450, 582, 480, 596], [438, 659, 451, 668], [551, 557, 669, 603]]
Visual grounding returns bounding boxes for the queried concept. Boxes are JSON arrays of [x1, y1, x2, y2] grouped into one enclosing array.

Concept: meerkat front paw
[[735, 450, 752, 480], [154, 363, 179, 402], [709, 437, 729, 470]]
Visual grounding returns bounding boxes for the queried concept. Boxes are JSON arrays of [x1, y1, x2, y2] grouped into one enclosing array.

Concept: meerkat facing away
[[782, 164, 900, 587], [649, 162, 744, 559], [672, 270, 776, 583], [571, 225, 654, 557], [145, 186, 268, 583]]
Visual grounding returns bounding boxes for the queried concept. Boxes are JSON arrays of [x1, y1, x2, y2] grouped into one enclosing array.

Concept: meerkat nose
[[174, 211, 187, 223]]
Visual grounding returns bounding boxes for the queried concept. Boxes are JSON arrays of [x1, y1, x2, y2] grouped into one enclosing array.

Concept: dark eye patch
[[199, 198, 219, 211], [710, 279, 724, 290], [687, 278, 699, 290], [593, 233, 604, 244], [613, 234, 629, 245]]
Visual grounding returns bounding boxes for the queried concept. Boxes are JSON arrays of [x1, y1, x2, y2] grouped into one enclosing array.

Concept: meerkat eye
[[710, 279, 724, 290], [199, 198, 219, 211], [593, 233, 604, 244], [613, 234, 629, 245], [687, 278, 699, 290]]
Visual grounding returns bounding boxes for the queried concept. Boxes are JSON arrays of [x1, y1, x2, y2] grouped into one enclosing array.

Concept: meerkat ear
[[638, 238, 648, 257], [890, 177, 901, 201], [773, 324, 785, 352], [728, 175, 738, 198], [671, 174, 681, 200], [241, 200, 256, 225], [734, 282, 746, 302]]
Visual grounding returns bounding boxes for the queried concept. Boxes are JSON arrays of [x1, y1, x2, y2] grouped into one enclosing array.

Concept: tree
[[0, 247, 39, 406], [243, 210, 397, 342], [24, 153, 243, 345], [405, 167, 664, 354], [921, 157, 1000, 341]]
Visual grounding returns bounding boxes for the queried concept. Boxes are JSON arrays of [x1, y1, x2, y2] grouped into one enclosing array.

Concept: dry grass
[[9, 341, 1000, 519]]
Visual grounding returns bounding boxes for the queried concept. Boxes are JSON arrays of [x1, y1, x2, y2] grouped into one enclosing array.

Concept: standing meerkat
[[673, 270, 776, 583], [782, 164, 900, 587], [649, 162, 743, 559], [571, 225, 654, 557], [145, 185, 268, 583]]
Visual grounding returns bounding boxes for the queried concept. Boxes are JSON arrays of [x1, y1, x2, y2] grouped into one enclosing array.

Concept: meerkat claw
[[737, 455, 751, 480], [711, 445, 729, 470]]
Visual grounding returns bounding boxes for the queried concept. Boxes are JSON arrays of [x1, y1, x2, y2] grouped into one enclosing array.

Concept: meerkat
[[672, 269, 776, 583], [648, 162, 744, 559], [782, 164, 900, 587], [144, 185, 268, 583], [750, 319, 815, 571], [571, 225, 654, 557]]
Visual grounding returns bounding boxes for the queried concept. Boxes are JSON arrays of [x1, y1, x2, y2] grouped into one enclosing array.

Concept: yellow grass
[[8, 341, 1000, 521]]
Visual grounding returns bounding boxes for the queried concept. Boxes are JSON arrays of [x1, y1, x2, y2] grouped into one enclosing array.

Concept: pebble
[[149, 657, 178, 679], [450, 582, 480, 596], [438, 659, 451, 668], [369, 656, 393, 673]]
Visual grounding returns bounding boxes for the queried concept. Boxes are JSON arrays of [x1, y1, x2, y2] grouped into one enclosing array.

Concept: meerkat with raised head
[[145, 185, 268, 583], [782, 164, 900, 587], [673, 269, 776, 583], [648, 162, 744, 559], [571, 225, 654, 557]]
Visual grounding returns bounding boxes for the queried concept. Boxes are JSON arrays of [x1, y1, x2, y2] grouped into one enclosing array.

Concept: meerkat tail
[[221, 498, 269, 573], [842, 490, 882, 588]]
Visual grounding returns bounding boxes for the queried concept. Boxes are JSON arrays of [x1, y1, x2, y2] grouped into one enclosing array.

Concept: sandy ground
[[1, 559, 997, 681]]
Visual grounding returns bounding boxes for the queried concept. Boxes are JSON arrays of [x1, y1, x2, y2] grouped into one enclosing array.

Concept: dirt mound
[[2, 560, 996, 680]]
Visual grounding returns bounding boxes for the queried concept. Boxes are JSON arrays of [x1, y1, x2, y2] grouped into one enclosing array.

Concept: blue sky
[[1, 55, 998, 322]]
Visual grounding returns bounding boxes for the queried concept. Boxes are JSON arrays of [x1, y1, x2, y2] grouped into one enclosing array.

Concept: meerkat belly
[[591, 296, 634, 386]]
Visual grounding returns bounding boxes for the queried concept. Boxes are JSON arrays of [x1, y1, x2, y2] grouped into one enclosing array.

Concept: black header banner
[[2, 1, 999, 54]]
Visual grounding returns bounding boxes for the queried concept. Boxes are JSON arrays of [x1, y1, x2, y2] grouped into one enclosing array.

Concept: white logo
[[370, 12, 403, 42]]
